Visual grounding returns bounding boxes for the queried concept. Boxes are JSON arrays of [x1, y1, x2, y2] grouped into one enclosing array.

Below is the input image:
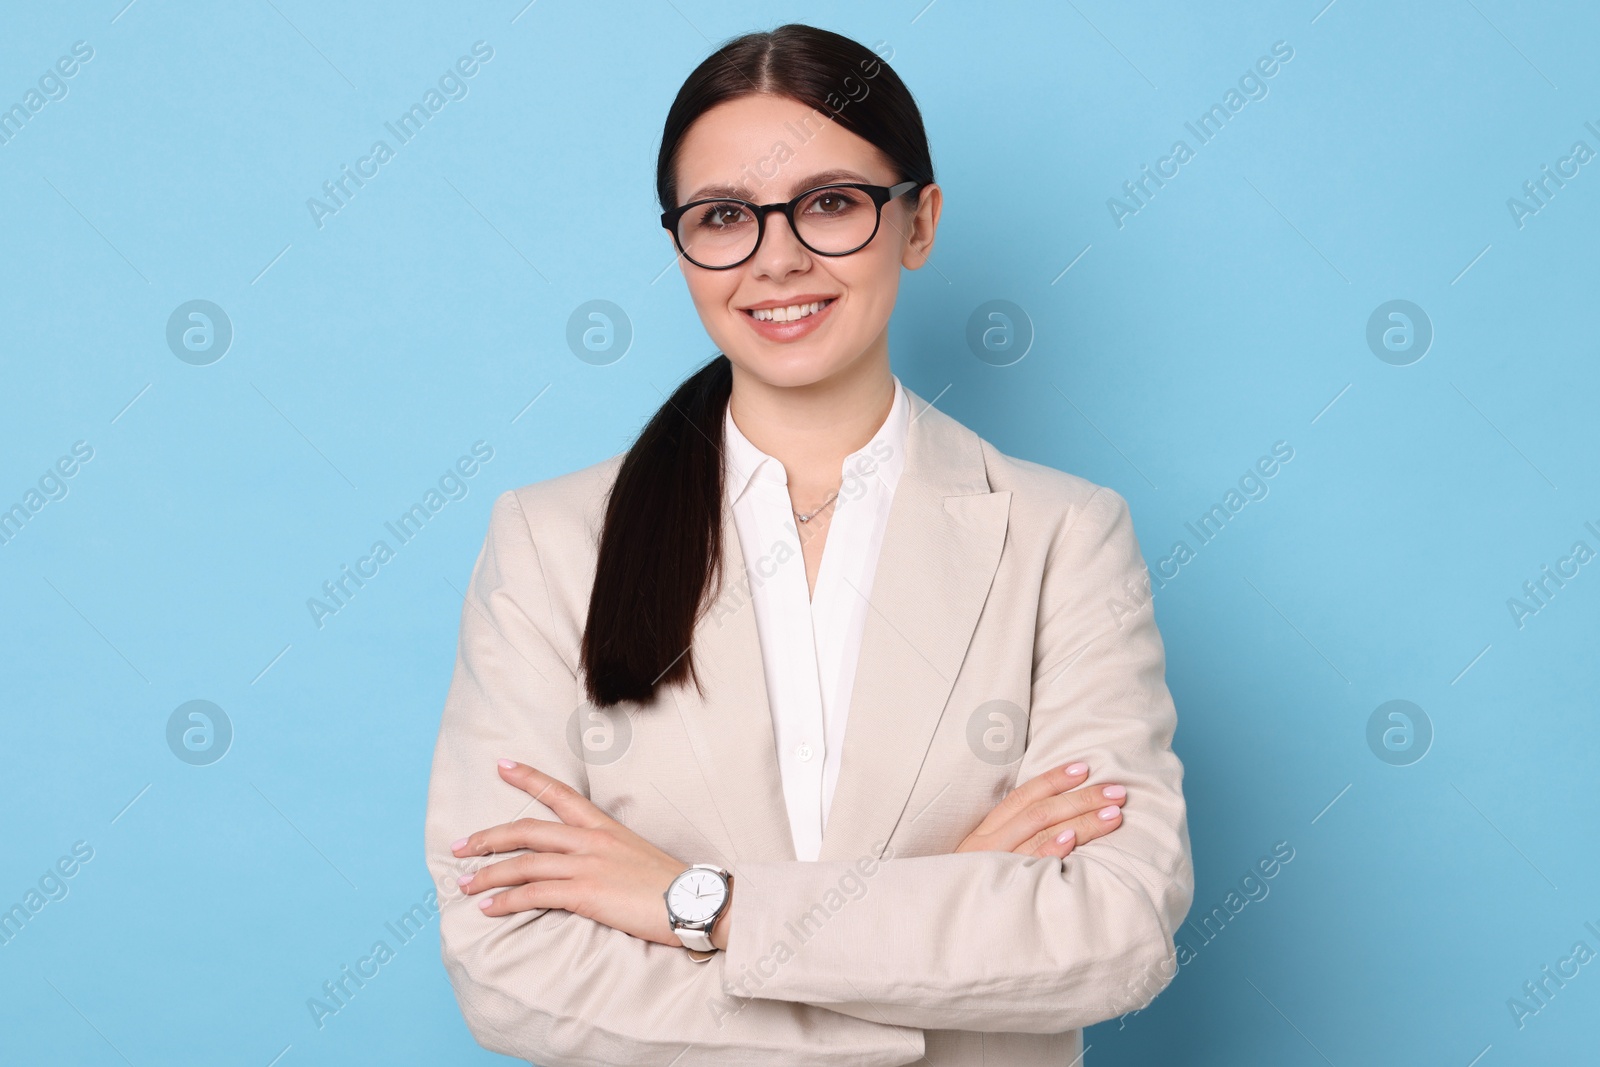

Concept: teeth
[[750, 300, 829, 322]]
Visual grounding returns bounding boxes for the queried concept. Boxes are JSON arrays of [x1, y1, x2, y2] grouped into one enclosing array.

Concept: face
[[667, 93, 941, 391]]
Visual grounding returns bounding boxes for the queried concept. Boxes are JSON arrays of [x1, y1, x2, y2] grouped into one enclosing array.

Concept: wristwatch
[[664, 863, 732, 957]]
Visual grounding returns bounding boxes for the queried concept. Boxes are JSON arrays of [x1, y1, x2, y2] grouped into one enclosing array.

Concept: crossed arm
[[423, 486, 1194, 1065]]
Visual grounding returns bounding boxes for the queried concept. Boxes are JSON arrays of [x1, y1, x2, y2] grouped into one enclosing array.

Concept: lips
[[739, 294, 838, 341]]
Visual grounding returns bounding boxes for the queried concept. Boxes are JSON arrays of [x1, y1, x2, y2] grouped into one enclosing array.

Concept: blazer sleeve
[[717, 485, 1196, 1034], [424, 489, 928, 1067]]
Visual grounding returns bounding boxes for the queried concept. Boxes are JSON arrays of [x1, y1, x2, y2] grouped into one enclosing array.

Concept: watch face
[[667, 869, 727, 923]]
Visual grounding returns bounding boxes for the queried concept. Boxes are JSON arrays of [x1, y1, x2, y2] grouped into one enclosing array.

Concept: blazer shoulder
[[976, 435, 1128, 528], [499, 451, 626, 552]]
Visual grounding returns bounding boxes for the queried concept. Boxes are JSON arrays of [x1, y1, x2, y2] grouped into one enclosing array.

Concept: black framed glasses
[[661, 180, 923, 270]]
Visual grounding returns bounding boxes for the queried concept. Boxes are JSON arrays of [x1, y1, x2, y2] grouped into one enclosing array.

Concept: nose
[[751, 205, 808, 269]]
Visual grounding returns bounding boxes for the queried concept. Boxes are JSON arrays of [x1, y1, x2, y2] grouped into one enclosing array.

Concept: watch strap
[[675, 926, 715, 952]]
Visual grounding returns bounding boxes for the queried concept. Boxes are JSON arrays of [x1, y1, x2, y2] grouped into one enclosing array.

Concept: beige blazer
[[424, 385, 1195, 1066]]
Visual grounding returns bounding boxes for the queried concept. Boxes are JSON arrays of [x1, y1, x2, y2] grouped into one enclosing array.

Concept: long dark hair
[[580, 23, 935, 708]]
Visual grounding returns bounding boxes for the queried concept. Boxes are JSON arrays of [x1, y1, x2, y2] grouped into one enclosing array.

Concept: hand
[[953, 760, 1126, 859], [451, 760, 728, 949]]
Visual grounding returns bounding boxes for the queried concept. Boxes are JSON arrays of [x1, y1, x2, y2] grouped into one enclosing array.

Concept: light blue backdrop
[[2, 1, 1596, 1064]]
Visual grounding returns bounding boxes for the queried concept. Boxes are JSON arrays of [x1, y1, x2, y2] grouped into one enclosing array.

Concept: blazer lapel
[[669, 384, 1011, 870], [668, 499, 798, 865], [817, 387, 1011, 862]]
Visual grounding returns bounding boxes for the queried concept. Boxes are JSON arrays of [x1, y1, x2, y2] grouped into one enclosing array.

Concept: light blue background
[[3, 1, 1596, 1064]]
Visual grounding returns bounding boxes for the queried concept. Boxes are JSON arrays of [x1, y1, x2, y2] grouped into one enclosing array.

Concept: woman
[[424, 23, 1193, 1066]]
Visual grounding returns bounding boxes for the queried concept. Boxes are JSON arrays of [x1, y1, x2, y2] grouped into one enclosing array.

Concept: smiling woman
[[425, 22, 1193, 1067]]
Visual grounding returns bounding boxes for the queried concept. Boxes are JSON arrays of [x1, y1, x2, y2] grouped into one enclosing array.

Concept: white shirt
[[721, 376, 910, 862]]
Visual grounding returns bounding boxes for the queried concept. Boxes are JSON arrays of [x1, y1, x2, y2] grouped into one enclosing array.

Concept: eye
[[692, 201, 751, 230], [802, 188, 865, 217]]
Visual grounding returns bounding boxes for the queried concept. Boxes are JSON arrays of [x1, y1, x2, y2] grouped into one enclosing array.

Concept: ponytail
[[581, 355, 732, 706]]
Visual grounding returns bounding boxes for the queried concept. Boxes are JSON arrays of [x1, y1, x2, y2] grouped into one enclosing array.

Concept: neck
[[726, 350, 894, 502]]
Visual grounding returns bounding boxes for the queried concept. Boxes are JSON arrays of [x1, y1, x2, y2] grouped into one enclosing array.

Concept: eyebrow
[[684, 168, 875, 203]]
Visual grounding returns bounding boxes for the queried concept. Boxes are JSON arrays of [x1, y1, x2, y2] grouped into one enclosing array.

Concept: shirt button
[[796, 743, 813, 762]]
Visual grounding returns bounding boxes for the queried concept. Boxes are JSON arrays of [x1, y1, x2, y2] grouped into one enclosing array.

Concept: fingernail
[[1098, 805, 1121, 821], [479, 895, 495, 910], [1065, 762, 1088, 776], [1055, 829, 1075, 846], [457, 874, 473, 887], [498, 759, 517, 770], [1103, 784, 1126, 800], [450, 838, 468, 851]]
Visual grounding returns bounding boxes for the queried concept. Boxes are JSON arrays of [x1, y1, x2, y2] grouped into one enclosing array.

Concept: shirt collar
[[723, 375, 910, 507]]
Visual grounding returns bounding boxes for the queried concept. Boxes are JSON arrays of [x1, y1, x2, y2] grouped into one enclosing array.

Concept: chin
[[729, 347, 853, 389]]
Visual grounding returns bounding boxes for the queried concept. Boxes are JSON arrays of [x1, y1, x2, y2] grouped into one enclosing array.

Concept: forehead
[[674, 93, 889, 202]]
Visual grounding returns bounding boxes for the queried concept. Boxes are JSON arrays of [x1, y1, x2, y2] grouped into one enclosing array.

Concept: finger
[[496, 759, 610, 830], [476, 878, 573, 917], [967, 760, 1091, 839], [1019, 802, 1125, 858], [989, 782, 1126, 853], [452, 817, 590, 858], [459, 852, 583, 895]]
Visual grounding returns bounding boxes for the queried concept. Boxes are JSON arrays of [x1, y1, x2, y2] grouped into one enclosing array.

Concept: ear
[[900, 183, 942, 270]]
